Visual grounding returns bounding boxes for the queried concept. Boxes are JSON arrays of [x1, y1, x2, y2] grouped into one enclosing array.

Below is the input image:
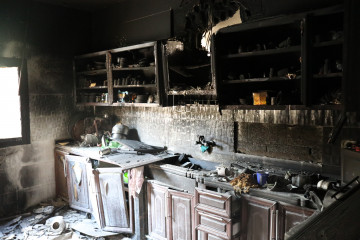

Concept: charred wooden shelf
[[221, 104, 342, 110], [223, 76, 300, 84], [289, 104, 342, 110], [113, 84, 156, 88], [111, 102, 159, 107], [112, 66, 155, 71], [222, 105, 288, 110], [313, 39, 343, 48], [74, 41, 162, 107], [77, 69, 107, 75], [76, 102, 110, 106], [224, 45, 301, 59], [77, 86, 108, 90], [167, 89, 216, 96], [313, 72, 343, 79]]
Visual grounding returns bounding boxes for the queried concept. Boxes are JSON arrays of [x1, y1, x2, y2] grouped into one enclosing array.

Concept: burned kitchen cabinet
[[343, 0, 360, 112], [240, 195, 315, 240], [303, 6, 344, 107], [147, 181, 194, 240], [277, 203, 315, 240], [74, 42, 165, 107], [65, 155, 92, 213], [54, 149, 69, 200], [240, 195, 277, 240], [162, 40, 217, 106], [90, 168, 133, 233], [73, 50, 111, 106], [213, 5, 347, 110], [194, 188, 241, 240], [147, 182, 169, 240], [168, 190, 194, 240], [213, 14, 303, 107]]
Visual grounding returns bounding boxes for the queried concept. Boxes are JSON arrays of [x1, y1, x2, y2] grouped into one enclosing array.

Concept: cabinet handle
[[104, 182, 109, 195], [270, 210, 273, 240], [200, 211, 229, 223], [200, 190, 226, 200], [62, 157, 67, 178], [275, 210, 279, 240]]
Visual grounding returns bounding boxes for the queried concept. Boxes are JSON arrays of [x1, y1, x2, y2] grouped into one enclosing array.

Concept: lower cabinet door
[[168, 190, 194, 240], [241, 195, 277, 240], [66, 155, 92, 213], [277, 203, 315, 240], [148, 182, 169, 240], [54, 150, 69, 200], [92, 168, 132, 233]]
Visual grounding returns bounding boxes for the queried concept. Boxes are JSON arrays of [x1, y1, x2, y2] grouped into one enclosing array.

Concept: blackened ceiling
[[34, 0, 127, 12]]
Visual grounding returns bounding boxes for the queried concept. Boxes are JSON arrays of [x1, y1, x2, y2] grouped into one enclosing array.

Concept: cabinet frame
[[213, 5, 347, 110], [91, 167, 133, 233], [73, 41, 165, 107], [147, 181, 195, 240], [54, 150, 69, 200], [65, 155, 92, 213], [240, 195, 277, 240]]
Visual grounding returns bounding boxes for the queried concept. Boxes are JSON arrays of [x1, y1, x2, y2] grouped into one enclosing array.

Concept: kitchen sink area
[[145, 155, 335, 209]]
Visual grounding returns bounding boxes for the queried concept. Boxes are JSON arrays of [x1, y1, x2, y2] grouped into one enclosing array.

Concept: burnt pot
[[112, 123, 129, 136], [292, 174, 313, 188]]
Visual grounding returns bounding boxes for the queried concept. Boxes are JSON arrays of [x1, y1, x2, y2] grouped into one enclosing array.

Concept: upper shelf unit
[[303, 8, 344, 106], [213, 15, 303, 107], [212, 5, 345, 109], [73, 42, 164, 107], [162, 40, 217, 106]]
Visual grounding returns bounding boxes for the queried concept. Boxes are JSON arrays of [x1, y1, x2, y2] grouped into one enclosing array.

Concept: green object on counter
[[108, 141, 121, 148], [123, 172, 128, 183]]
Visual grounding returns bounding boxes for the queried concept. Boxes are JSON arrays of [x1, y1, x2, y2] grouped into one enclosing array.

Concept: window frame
[[0, 57, 30, 148]]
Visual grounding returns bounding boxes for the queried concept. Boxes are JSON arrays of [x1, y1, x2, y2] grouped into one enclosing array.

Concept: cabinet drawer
[[195, 188, 240, 218], [197, 229, 240, 240], [195, 209, 240, 240]]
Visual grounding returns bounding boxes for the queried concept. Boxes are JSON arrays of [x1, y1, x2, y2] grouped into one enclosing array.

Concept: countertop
[[56, 144, 176, 170], [148, 163, 317, 208]]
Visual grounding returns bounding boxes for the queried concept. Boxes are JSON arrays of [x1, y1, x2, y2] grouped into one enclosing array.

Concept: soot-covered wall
[[0, 0, 91, 217], [95, 105, 359, 177], [90, 0, 360, 178]]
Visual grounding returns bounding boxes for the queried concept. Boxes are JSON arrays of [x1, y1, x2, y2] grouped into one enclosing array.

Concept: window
[[0, 57, 30, 148]]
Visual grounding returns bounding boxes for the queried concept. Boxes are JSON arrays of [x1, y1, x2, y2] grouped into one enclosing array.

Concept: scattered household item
[[239, 98, 247, 105], [117, 90, 128, 103], [230, 173, 259, 194], [71, 219, 119, 238], [195, 135, 216, 153], [291, 173, 314, 189], [135, 94, 148, 103], [33, 206, 54, 215], [111, 123, 129, 140], [253, 91, 268, 105], [216, 165, 230, 176], [80, 134, 98, 147], [253, 171, 269, 186], [316, 180, 333, 191], [45, 216, 65, 235]]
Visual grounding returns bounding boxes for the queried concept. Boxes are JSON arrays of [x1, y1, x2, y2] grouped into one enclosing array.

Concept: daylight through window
[[0, 67, 22, 139]]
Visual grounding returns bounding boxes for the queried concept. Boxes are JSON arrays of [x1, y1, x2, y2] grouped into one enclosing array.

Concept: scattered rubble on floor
[[0, 199, 126, 240]]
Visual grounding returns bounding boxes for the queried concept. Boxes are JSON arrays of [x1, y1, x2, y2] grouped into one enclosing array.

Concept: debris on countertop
[[230, 173, 259, 194]]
